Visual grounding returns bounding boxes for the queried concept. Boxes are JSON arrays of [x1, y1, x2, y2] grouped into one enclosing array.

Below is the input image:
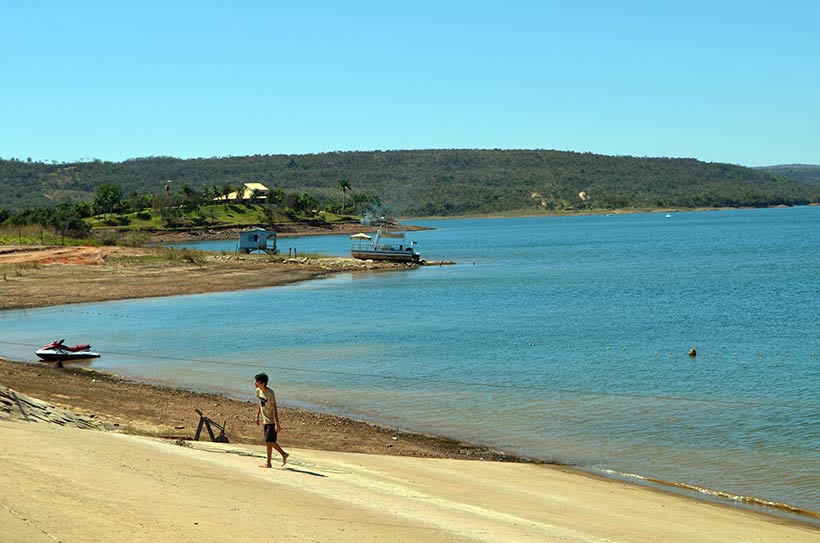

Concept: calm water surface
[[2, 208, 819, 514]]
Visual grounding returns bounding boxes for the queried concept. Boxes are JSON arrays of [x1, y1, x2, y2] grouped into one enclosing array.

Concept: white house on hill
[[214, 182, 269, 202]]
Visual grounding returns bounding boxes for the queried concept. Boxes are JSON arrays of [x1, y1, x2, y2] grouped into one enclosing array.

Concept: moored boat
[[350, 226, 421, 263]]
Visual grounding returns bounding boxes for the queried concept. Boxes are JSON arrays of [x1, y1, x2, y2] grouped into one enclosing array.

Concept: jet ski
[[35, 339, 101, 361]]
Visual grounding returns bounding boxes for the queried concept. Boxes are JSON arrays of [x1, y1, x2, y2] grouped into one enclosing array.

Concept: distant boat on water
[[350, 226, 421, 263]]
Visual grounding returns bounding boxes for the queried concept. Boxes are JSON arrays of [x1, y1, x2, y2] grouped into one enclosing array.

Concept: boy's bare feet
[[280, 452, 289, 467], [259, 463, 272, 468]]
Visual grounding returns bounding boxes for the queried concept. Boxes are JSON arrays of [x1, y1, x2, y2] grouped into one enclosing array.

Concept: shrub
[[94, 229, 121, 246], [123, 230, 151, 247]]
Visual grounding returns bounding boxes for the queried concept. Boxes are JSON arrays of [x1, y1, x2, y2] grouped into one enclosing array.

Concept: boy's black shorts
[[263, 423, 277, 443]]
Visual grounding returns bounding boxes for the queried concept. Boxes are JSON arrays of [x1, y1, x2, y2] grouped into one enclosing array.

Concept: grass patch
[[108, 247, 209, 266], [0, 225, 96, 246]]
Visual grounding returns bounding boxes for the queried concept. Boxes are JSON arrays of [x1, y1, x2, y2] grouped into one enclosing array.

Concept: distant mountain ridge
[[1, 150, 817, 215], [758, 164, 820, 185]]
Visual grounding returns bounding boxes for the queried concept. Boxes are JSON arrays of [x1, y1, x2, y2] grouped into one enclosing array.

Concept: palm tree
[[220, 183, 234, 203], [338, 179, 352, 212]]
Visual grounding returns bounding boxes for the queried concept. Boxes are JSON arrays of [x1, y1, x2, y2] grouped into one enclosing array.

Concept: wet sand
[[0, 357, 513, 461]]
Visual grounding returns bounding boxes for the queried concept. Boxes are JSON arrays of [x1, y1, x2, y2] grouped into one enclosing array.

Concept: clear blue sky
[[2, 1, 818, 167]]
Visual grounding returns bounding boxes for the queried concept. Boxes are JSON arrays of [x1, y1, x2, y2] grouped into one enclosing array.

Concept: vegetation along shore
[[2, 148, 819, 254]]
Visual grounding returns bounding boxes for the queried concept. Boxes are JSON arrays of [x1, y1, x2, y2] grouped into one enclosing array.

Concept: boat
[[350, 226, 421, 263], [35, 339, 100, 361]]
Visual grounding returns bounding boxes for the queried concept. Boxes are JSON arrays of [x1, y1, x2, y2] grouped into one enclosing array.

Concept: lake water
[[2, 208, 819, 517]]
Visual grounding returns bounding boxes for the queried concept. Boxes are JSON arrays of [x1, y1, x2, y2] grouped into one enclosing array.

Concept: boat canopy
[[378, 231, 406, 239], [350, 233, 372, 240]]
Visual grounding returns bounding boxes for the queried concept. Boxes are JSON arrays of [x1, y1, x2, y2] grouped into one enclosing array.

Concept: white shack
[[238, 228, 278, 254]]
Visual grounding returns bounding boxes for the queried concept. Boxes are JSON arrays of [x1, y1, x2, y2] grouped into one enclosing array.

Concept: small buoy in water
[[689, 348, 697, 357]]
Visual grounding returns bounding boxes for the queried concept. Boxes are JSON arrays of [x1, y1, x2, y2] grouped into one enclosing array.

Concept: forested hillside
[[2, 150, 817, 215], [759, 164, 820, 186]]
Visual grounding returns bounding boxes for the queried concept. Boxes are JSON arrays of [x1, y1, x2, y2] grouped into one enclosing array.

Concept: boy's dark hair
[[254, 372, 269, 385]]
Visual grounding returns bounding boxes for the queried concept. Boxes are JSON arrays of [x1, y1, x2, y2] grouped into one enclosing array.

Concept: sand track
[[0, 245, 148, 266]]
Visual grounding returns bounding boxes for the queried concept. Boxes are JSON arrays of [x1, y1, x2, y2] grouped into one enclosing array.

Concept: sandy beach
[[3, 410, 818, 542], [2, 244, 819, 541]]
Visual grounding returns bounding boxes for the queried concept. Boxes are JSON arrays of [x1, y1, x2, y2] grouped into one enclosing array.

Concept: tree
[[159, 204, 184, 227], [127, 190, 150, 213], [338, 179, 352, 212], [295, 193, 319, 214], [351, 192, 380, 215], [50, 203, 91, 243], [179, 184, 202, 215], [220, 183, 234, 203], [267, 188, 284, 206], [201, 186, 218, 201], [93, 183, 123, 218], [261, 205, 277, 228]]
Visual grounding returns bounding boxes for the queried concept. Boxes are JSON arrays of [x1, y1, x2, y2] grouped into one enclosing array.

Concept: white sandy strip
[[0, 419, 816, 543]]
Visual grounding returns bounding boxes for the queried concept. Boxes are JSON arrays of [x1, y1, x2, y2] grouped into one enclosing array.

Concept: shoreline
[[165, 205, 808, 240], [114, 205, 798, 244], [148, 220, 434, 243], [2, 244, 819, 530], [2, 356, 818, 527], [406, 203, 815, 221], [0, 356, 517, 463]]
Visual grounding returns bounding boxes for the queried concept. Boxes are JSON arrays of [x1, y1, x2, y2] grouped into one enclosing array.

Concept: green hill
[[758, 164, 820, 186], [2, 150, 817, 215]]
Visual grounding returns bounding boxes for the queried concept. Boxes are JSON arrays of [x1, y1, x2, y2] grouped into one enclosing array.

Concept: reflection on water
[[2, 208, 819, 514]]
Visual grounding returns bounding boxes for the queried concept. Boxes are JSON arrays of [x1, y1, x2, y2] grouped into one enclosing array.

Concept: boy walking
[[254, 372, 289, 468]]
